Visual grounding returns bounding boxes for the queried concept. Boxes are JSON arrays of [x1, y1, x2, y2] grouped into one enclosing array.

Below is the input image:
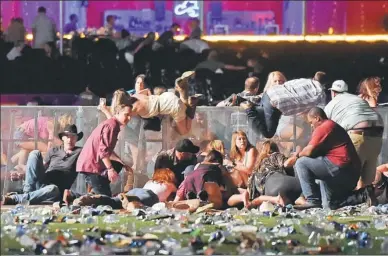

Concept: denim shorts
[[13, 128, 29, 146], [126, 188, 159, 207]]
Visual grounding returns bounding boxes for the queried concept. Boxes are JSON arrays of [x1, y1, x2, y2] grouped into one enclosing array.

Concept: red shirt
[[76, 118, 121, 174], [308, 120, 361, 168]]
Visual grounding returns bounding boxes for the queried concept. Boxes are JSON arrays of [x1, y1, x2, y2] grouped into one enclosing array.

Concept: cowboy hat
[[175, 70, 195, 84], [58, 124, 83, 141]]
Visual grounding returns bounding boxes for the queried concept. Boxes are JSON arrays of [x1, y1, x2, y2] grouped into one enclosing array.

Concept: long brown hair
[[151, 168, 176, 184], [358, 76, 382, 99], [229, 130, 253, 162], [256, 140, 280, 168]]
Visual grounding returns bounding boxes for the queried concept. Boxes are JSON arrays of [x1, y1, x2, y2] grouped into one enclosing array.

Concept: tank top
[[143, 181, 174, 202]]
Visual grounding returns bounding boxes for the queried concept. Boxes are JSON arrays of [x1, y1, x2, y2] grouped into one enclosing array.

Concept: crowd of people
[[1, 7, 387, 101], [1, 6, 387, 212], [2, 66, 387, 213]]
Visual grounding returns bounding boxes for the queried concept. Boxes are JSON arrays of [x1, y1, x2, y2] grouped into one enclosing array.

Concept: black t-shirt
[[44, 146, 82, 191], [377, 176, 388, 204], [157, 30, 174, 46]]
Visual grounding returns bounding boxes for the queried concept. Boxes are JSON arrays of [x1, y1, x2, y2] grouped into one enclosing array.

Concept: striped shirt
[[266, 78, 326, 116]]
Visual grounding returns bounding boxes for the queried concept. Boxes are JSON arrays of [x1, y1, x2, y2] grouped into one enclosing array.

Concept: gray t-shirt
[[324, 93, 383, 131], [195, 60, 225, 72], [44, 146, 82, 173]]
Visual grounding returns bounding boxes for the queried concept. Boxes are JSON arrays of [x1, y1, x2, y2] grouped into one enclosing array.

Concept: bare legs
[[174, 73, 198, 135], [227, 188, 290, 209], [175, 118, 193, 135], [12, 142, 48, 166]]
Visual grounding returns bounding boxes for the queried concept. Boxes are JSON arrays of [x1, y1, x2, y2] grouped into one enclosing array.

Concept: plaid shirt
[[266, 78, 326, 116]]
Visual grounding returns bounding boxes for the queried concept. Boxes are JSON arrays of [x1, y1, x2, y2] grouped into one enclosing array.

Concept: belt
[[348, 127, 384, 137]]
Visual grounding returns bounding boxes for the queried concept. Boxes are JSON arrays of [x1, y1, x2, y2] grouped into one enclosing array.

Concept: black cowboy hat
[[58, 124, 83, 141]]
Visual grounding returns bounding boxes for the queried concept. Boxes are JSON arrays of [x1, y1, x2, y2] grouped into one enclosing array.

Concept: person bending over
[[174, 150, 225, 209], [63, 104, 133, 204], [241, 71, 327, 138], [337, 163, 388, 208], [325, 80, 383, 189]]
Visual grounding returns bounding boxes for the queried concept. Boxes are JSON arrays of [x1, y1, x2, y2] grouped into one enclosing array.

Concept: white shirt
[[32, 14, 56, 48], [266, 78, 326, 116], [324, 92, 383, 130], [143, 181, 176, 202], [6, 47, 21, 60], [180, 39, 209, 54]]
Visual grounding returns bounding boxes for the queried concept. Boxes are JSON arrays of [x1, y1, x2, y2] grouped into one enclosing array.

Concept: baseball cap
[[328, 80, 348, 93]]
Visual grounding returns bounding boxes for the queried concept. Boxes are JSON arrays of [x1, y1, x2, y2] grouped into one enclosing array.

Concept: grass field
[[1, 206, 387, 255]]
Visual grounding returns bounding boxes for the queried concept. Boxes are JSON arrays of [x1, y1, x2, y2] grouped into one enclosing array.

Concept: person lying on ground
[[67, 168, 177, 209]]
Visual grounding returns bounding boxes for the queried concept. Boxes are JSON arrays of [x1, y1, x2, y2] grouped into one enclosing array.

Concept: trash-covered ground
[[1, 203, 387, 255]]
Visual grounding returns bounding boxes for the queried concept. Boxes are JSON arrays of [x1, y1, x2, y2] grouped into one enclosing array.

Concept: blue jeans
[[246, 93, 282, 138], [295, 156, 358, 209], [12, 185, 60, 204], [13, 150, 60, 204], [112, 188, 159, 207], [78, 173, 112, 197], [72, 160, 124, 198], [23, 150, 48, 193]]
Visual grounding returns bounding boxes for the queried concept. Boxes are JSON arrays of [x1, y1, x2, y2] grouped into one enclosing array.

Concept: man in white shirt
[[325, 80, 384, 189], [32, 7, 56, 49]]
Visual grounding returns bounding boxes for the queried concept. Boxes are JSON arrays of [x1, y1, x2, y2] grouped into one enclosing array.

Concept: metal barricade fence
[[1, 106, 387, 195]]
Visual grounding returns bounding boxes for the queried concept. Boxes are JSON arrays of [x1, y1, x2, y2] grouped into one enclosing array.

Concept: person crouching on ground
[[63, 104, 133, 204]]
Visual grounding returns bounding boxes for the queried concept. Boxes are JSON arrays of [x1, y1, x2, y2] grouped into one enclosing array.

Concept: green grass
[[1, 212, 387, 255]]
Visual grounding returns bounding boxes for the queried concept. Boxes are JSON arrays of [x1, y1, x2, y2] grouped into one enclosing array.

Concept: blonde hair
[[57, 113, 73, 132], [153, 86, 166, 95], [263, 71, 287, 92], [229, 130, 253, 162], [111, 89, 130, 113], [206, 140, 225, 156]]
